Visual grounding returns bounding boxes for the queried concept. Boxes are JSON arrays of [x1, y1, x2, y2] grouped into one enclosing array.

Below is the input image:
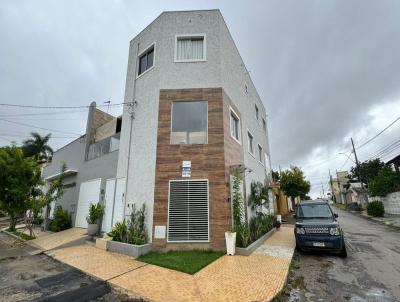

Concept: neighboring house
[[343, 182, 366, 205], [44, 10, 271, 251], [330, 171, 349, 204], [42, 104, 122, 229], [386, 154, 400, 172], [271, 182, 290, 215]]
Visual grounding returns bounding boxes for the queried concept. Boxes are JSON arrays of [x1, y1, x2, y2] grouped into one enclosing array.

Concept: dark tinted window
[[138, 46, 154, 75], [298, 204, 333, 219], [171, 101, 207, 144]]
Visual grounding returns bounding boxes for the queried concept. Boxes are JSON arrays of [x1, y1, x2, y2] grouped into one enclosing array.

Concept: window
[[175, 35, 206, 61], [171, 101, 208, 144], [247, 131, 254, 154], [262, 118, 267, 132], [230, 109, 241, 143], [168, 180, 209, 242], [255, 104, 259, 120], [258, 144, 263, 163], [138, 45, 154, 76]]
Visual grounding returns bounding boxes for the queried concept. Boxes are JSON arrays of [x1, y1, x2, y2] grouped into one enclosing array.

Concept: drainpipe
[[123, 42, 140, 219]]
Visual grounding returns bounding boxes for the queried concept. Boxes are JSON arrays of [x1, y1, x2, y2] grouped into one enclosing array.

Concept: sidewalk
[[46, 226, 295, 302]]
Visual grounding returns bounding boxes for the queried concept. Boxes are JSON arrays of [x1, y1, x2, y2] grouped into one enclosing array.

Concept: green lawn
[[137, 250, 224, 274]]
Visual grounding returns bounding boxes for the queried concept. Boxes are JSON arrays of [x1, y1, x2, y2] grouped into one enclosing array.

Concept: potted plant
[[225, 230, 236, 256], [86, 203, 105, 236]]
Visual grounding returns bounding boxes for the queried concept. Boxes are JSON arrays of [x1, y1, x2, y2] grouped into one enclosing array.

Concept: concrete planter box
[[236, 227, 277, 256], [107, 240, 152, 257]]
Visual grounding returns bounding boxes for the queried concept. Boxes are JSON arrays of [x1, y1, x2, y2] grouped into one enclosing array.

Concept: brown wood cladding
[[153, 88, 244, 250]]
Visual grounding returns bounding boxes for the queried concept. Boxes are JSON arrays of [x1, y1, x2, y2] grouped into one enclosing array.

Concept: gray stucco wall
[[118, 10, 272, 240], [42, 135, 119, 225]]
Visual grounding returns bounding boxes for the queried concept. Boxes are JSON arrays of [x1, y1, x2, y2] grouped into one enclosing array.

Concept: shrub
[[49, 206, 72, 232], [108, 204, 148, 245], [86, 203, 105, 224], [367, 201, 384, 217], [236, 223, 251, 248], [368, 167, 400, 197], [249, 213, 274, 242]]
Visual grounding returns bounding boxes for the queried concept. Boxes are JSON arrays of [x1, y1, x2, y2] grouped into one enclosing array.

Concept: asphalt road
[[286, 207, 400, 302]]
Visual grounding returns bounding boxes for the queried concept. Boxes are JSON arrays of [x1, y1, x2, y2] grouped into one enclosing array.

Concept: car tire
[[339, 239, 347, 258], [295, 242, 303, 253]]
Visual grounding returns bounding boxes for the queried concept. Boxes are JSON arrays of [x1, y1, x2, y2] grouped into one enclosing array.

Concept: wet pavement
[[284, 207, 400, 302]]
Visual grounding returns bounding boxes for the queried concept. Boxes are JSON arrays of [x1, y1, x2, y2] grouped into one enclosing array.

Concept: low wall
[[383, 192, 400, 215], [236, 228, 276, 256], [107, 240, 152, 257]]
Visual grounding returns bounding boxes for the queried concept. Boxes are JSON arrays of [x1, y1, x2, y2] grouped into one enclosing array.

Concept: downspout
[[123, 42, 140, 219]]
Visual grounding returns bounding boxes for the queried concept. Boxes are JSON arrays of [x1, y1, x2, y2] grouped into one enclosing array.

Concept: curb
[[346, 210, 400, 231], [1, 229, 27, 242]]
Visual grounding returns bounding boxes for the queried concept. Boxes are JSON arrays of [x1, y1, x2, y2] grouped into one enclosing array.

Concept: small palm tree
[[23, 132, 53, 161]]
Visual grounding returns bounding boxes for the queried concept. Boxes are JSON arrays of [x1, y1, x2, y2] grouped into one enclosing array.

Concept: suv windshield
[[297, 203, 333, 219]]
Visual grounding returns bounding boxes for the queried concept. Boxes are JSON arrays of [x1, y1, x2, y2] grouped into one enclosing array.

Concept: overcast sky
[[1, 0, 400, 197]]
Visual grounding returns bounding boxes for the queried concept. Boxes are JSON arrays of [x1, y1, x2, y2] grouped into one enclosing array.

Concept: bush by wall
[[249, 213, 274, 242], [48, 206, 72, 232], [367, 201, 385, 217], [108, 204, 148, 245]]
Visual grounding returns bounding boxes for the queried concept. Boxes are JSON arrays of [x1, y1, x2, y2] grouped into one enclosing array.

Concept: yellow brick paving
[[47, 226, 295, 302], [27, 227, 87, 251]]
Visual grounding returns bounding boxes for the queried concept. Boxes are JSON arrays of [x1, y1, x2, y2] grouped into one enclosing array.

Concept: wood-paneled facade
[[152, 88, 245, 250]]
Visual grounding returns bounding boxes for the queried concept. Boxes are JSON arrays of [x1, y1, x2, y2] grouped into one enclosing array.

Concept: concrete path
[[27, 227, 89, 252], [47, 226, 295, 302]]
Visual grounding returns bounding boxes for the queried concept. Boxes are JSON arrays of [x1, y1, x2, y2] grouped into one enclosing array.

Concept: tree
[[22, 132, 53, 161], [368, 166, 400, 197], [349, 159, 385, 186], [271, 170, 280, 182], [0, 146, 41, 231], [280, 166, 311, 209], [40, 162, 67, 230], [248, 181, 270, 213]]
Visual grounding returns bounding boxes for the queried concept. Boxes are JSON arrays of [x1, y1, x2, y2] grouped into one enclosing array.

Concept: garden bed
[[107, 240, 152, 257], [137, 250, 224, 274], [236, 227, 276, 256], [2, 229, 36, 241]]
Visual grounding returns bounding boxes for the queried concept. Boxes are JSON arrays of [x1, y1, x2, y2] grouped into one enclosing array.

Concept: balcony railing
[[87, 132, 120, 161]]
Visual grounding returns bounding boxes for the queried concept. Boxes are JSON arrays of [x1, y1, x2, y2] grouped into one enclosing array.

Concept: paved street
[[286, 207, 400, 301]]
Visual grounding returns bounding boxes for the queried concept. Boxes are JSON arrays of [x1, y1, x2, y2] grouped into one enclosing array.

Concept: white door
[[112, 178, 126, 226], [101, 178, 116, 232], [75, 179, 101, 228]]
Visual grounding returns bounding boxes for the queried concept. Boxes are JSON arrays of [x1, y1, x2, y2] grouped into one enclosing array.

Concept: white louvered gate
[[168, 180, 209, 242]]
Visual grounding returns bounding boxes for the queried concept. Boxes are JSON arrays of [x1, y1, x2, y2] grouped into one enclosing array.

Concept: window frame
[[229, 106, 241, 145], [136, 42, 156, 78], [258, 144, 264, 165], [170, 100, 209, 145], [174, 34, 207, 63], [247, 130, 255, 156], [167, 179, 210, 243]]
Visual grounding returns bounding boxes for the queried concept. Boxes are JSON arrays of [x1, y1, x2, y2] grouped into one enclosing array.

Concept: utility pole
[[321, 182, 325, 199], [336, 169, 344, 205], [351, 137, 368, 205], [329, 169, 334, 202]]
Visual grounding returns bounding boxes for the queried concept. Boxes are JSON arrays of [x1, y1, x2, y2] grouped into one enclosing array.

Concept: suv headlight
[[296, 227, 305, 235], [329, 227, 340, 236]]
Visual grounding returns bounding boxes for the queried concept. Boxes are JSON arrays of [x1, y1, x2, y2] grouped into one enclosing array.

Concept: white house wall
[[117, 10, 271, 240]]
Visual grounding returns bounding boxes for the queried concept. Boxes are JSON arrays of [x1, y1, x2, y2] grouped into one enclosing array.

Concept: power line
[[367, 138, 400, 160], [0, 102, 127, 109], [0, 109, 88, 117], [356, 115, 400, 149], [0, 118, 81, 135]]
